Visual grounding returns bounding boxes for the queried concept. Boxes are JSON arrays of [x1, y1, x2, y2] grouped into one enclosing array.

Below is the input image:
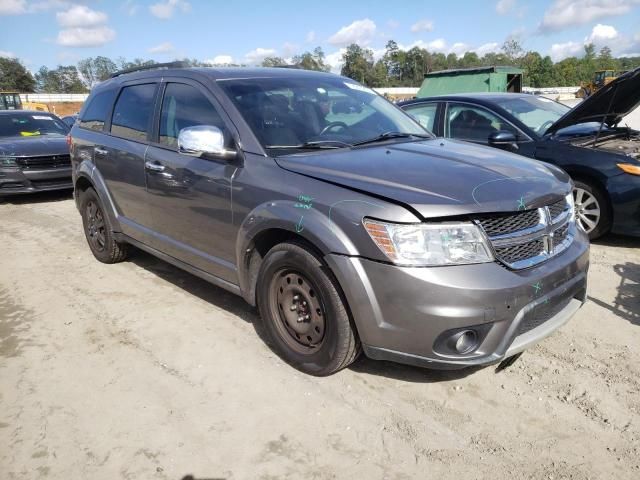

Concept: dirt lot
[[1, 191, 639, 479]]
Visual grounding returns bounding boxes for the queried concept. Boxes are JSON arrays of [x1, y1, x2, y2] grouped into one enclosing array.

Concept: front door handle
[[94, 147, 108, 155], [145, 161, 165, 173]]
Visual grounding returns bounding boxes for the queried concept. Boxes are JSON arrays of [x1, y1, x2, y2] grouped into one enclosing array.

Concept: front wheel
[[573, 180, 611, 240], [256, 242, 360, 376]]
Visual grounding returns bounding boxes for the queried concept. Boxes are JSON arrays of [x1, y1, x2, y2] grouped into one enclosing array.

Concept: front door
[[144, 81, 239, 283]]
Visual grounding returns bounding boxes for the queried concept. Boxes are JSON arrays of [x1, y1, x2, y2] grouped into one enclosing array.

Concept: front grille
[[494, 239, 545, 265], [518, 296, 572, 335], [476, 209, 540, 236], [475, 198, 574, 270], [552, 223, 570, 248], [548, 199, 568, 221], [15, 155, 71, 169]]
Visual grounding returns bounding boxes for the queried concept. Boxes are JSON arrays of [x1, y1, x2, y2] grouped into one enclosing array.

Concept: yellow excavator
[[576, 70, 620, 98], [0, 91, 50, 112]]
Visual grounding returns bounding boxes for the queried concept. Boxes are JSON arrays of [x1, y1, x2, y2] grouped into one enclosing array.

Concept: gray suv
[[70, 65, 589, 376]]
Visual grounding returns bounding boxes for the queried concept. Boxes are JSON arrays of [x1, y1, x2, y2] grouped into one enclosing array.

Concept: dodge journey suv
[[70, 64, 589, 376]]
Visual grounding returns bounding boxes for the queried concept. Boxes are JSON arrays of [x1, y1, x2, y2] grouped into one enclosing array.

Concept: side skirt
[[116, 233, 242, 297]]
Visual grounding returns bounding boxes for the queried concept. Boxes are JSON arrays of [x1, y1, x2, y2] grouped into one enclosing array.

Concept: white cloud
[[56, 26, 115, 47], [56, 5, 107, 27], [0, 0, 26, 14], [426, 38, 447, 52], [0, 49, 16, 57], [585, 23, 619, 44], [496, 0, 516, 14], [410, 19, 433, 33], [149, 0, 190, 19], [122, 0, 138, 16], [244, 47, 277, 64], [305, 30, 316, 43], [387, 19, 399, 29], [449, 42, 471, 56], [328, 18, 376, 46], [550, 41, 584, 61], [539, 0, 640, 32], [282, 42, 298, 57], [206, 55, 234, 65], [474, 42, 501, 56], [325, 48, 346, 73], [148, 42, 175, 54]]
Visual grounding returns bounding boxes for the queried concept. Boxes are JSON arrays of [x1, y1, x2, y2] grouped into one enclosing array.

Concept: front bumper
[[608, 173, 640, 237], [326, 229, 589, 369], [0, 166, 72, 195]]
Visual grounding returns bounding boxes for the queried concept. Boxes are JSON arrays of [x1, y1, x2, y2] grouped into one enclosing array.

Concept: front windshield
[[218, 76, 429, 153], [493, 95, 570, 135], [0, 113, 69, 138]]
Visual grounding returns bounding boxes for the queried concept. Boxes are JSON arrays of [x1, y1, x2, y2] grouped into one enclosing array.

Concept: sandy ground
[[1, 191, 639, 480]]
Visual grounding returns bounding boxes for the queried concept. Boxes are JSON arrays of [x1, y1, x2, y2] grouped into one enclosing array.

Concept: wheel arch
[[74, 160, 121, 232], [235, 201, 359, 306]]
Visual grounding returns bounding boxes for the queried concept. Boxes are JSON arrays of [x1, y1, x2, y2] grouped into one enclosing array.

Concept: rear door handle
[[145, 161, 165, 172], [94, 147, 108, 155]]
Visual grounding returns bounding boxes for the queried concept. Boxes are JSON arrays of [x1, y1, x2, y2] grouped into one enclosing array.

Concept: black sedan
[[0, 110, 72, 196], [400, 67, 640, 239]]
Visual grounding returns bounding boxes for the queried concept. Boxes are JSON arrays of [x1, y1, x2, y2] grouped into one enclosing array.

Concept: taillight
[[66, 134, 74, 153]]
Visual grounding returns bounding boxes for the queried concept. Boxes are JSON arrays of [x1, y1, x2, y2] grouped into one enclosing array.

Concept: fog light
[[454, 330, 478, 354]]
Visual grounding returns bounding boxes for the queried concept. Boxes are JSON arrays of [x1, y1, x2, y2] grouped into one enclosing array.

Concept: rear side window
[[110, 84, 156, 141], [405, 103, 438, 132], [159, 83, 225, 148], [79, 90, 116, 131]]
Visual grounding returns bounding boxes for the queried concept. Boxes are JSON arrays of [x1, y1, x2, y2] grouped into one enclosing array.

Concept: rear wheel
[[80, 188, 128, 263], [256, 242, 360, 376], [573, 180, 611, 240]]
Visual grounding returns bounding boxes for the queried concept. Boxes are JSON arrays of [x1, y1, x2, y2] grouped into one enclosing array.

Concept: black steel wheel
[[256, 241, 360, 376], [80, 188, 128, 263], [269, 269, 326, 355]]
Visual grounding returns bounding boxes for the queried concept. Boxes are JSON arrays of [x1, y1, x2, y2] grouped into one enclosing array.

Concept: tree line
[[1, 39, 639, 94]]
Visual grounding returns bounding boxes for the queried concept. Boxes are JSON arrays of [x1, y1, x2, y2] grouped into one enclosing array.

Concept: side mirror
[[178, 125, 236, 160], [488, 130, 518, 148]]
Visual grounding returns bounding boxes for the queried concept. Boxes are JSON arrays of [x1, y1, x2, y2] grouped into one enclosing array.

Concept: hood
[[0, 135, 69, 157], [275, 139, 571, 219], [547, 66, 640, 135]]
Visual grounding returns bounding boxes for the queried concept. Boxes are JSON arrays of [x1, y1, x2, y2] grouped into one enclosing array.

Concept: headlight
[[565, 192, 575, 224], [0, 156, 17, 167], [364, 220, 494, 266]]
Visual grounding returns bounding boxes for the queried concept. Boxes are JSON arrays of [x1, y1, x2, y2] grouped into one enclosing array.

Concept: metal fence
[[20, 93, 90, 103]]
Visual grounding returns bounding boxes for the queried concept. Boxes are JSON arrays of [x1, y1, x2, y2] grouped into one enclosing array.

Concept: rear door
[[98, 82, 158, 241], [144, 79, 239, 283]]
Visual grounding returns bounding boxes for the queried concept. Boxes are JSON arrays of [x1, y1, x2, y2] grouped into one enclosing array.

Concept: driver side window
[[445, 103, 517, 144], [159, 83, 226, 148]]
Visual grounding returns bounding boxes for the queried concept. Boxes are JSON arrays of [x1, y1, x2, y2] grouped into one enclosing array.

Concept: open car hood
[[546, 66, 640, 135]]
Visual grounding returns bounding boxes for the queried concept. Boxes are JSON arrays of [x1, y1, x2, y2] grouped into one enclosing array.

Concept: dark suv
[[70, 65, 589, 376]]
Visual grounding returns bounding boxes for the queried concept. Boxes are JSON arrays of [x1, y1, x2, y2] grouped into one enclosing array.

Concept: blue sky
[[1, 0, 639, 73]]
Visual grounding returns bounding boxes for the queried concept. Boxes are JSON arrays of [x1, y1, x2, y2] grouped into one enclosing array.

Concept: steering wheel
[[538, 120, 554, 133], [319, 121, 348, 136]]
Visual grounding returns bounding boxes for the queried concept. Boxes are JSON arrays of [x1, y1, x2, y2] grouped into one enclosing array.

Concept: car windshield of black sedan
[[493, 96, 570, 135], [0, 113, 69, 138], [218, 77, 429, 153]]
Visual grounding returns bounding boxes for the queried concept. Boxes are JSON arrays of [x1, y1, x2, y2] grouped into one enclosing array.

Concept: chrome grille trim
[[474, 199, 575, 270]]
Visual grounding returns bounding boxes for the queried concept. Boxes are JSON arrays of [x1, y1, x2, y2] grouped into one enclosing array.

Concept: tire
[[80, 187, 128, 263], [256, 242, 360, 376], [573, 180, 611, 240]]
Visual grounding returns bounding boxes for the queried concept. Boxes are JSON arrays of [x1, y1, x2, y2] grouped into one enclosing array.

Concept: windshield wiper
[[266, 140, 352, 150], [352, 131, 432, 147]]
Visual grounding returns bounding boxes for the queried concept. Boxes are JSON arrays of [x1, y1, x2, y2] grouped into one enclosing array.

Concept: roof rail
[[110, 61, 190, 78]]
